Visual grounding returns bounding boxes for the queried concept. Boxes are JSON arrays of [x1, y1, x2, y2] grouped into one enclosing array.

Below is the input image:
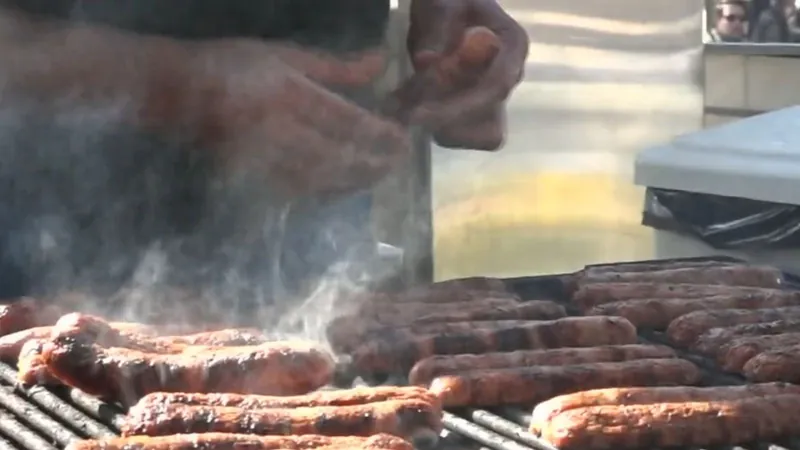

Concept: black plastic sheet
[[642, 188, 800, 249]]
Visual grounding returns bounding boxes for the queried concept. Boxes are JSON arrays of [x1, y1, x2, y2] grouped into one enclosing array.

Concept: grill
[[2, 255, 799, 450]]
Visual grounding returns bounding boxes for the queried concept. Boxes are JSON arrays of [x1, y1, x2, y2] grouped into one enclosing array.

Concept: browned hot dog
[[666, 306, 800, 347], [530, 383, 800, 434], [541, 394, 800, 449], [427, 358, 701, 407], [408, 344, 676, 386]]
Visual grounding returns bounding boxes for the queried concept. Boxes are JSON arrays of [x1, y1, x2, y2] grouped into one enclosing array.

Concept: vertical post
[[371, 0, 434, 286]]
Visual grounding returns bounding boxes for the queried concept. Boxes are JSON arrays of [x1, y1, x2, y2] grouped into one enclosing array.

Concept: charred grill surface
[[3, 257, 800, 450]]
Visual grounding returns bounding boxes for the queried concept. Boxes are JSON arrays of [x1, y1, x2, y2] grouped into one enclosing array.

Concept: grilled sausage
[[577, 265, 782, 288], [17, 339, 61, 385], [67, 433, 414, 450], [0, 320, 160, 362], [743, 345, 800, 382], [42, 328, 335, 406], [541, 394, 800, 449], [427, 358, 701, 407], [580, 260, 736, 277], [355, 295, 520, 321], [587, 294, 800, 330], [351, 316, 638, 375], [327, 302, 565, 353], [530, 382, 800, 434], [717, 333, 800, 373], [0, 298, 65, 336], [666, 306, 800, 347], [131, 386, 440, 411], [120, 400, 443, 444], [693, 319, 800, 354], [384, 277, 508, 298], [408, 344, 677, 386], [153, 328, 269, 347], [573, 283, 794, 311]]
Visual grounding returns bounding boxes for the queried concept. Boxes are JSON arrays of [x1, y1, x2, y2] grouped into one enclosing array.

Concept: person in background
[[711, 0, 749, 42], [751, 0, 792, 42], [0, 1, 528, 324]]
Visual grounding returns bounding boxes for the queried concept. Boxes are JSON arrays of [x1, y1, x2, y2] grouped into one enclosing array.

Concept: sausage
[[743, 345, 800, 382], [120, 399, 443, 444], [577, 265, 783, 288], [67, 433, 414, 450], [587, 294, 800, 329], [131, 386, 440, 411], [408, 344, 677, 386], [693, 319, 800, 354], [580, 260, 736, 277], [42, 327, 335, 406], [530, 382, 800, 434], [355, 295, 520, 321], [666, 306, 800, 347], [540, 394, 800, 449], [717, 333, 800, 373], [327, 301, 565, 353], [572, 283, 794, 311], [17, 339, 61, 385], [0, 298, 65, 336], [398, 277, 508, 297], [0, 320, 161, 362], [351, 316, 638, 375], [153, 328, 269, 347], [427, 358, 701, 407]]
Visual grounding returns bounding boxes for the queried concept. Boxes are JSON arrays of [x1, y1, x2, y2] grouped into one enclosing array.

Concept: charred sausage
[[693, 319, 800, 354], [120, 400, 443, 445], [530, 383, 800, 434], [540, 394, 800, 449], [580, 260, 736, 277], [427, 358, 701, 407], [587, 294, 800, 329], [67, 433, 414, 450], [573, 283, 795, 311], [743, 345, 800, 382], [327, 302, 565, 353], [408, 344, 676, 386], [131, 386, 440, 411], [717, 333, 800, 373], [355, 295, 520, 321], [666, 306, 800, 347], [153, 328, 269, 347], [0, 298, 65, 336], [577, 265, 782, 288], [351, 316, 637, 375], [42, 328, 335, 406], [17, 339, 61, 385]]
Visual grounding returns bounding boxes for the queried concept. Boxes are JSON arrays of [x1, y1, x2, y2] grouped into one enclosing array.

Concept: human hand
[[405, 0, 528, 150], [192, 39, 411, 197]]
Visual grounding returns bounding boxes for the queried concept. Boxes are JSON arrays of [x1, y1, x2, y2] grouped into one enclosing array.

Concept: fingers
[[433, 106, 505, 151], [267, 44, 388, 87], [407, 0, 467, 70]]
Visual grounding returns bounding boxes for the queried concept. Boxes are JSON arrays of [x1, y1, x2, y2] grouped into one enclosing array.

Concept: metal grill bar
[[63, 390, 124, 432], [442, 412, 539, 450], [0, 409, 57, 450], [464, 409, 546, 450], [0, 434, 18, 450], [0, 364, 118, 438], [0, 387, 78, 446]]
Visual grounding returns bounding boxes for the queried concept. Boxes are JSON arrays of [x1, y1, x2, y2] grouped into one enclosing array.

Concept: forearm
[[0, 8, 200, 132]]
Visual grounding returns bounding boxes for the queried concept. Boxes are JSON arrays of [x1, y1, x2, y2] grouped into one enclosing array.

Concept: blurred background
[[431, 0, 703, 279]]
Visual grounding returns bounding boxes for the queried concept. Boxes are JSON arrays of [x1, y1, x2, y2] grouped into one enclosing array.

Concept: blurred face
[[716, 4, 747, 39]]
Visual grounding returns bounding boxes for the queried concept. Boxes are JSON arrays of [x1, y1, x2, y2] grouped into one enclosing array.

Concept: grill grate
[[0, 255, 798, 450]]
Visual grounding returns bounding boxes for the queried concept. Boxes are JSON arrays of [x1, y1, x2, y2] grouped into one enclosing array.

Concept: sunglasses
[[723, 14, 746, 22]]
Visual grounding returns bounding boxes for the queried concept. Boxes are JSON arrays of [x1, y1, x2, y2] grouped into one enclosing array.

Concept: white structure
[[635, 106, 800, 272]]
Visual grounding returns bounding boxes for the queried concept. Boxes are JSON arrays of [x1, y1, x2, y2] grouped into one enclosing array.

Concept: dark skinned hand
[[406, 0, 528, 151]]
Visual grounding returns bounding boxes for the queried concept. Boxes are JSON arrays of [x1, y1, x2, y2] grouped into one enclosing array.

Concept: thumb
[[407, 1, 466, 69]]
